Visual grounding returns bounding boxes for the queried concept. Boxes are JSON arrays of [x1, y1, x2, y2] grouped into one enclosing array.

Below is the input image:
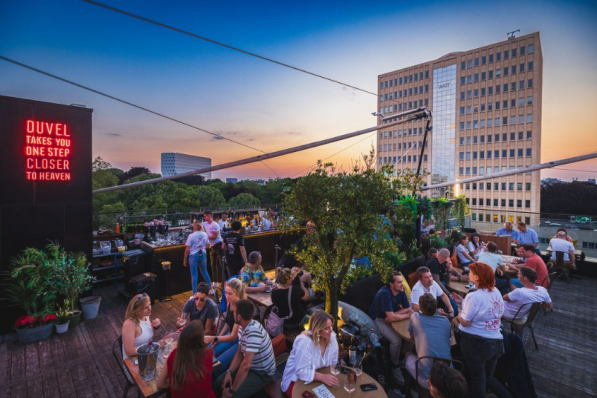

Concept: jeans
[[214, 367, 274, 398], [209, 245, 224, 284], [190, 251, 210, 294], [460, 331, 504, 398], [211, 337, 239, 379]]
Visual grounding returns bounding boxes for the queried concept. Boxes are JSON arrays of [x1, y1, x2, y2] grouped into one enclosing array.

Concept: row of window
[[461, 44, 535, 70], [462, 182, 532, 191], [459, 115, 533, 130], [459, 131, 533, 144], [461, 97, 534, 115], [459, 148, 533, 160], [470, 198, 532, 208], [380, 71, 430, 89], [378, 155, 428, 164], [380, 128, 427, 139], [471, 214, 532, 225], [582, 242, 597, 250], [380, 85, 429, 100], [460, 79, 534, 99], [379, 141, 428, 151], [380, 98, 429, 115], [458, 165, 531, 176], [460, 62, 534, 84]]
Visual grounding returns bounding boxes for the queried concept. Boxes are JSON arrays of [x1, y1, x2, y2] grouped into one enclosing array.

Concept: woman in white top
[[456, 235, 475, 269], [281, 310, 339, 397], [122, 293, 161, 359], [467, 233, 486, 260], [452, 262, 504, 398]]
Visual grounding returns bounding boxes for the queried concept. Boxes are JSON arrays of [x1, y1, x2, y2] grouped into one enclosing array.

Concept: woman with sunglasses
[[122, 293, 161, 359], [175, 282, 218, 333]]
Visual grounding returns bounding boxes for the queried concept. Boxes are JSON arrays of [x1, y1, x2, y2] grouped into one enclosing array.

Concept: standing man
[[368, 271, 413, 384], [410, 267, 455, 317], [495, 221, 519, 241], [515, 222, 539, 254], [507, 244, 549, 289], [203, 211, 224, 286], [223, 221, 248, 277], [218, 212, 231, 233], [214, 300, 276, 398]]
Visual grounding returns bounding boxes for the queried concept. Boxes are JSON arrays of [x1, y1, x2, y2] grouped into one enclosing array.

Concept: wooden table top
[[292, 366, 387, 398], [391, 319, 413, 343], [247, 291, 273, 308], [447, 280, 470, 296]]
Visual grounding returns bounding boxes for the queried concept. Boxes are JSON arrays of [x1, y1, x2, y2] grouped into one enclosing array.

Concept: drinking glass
[[344, 371, 356, 396], [330, 361, 341, 376], [178, 317, 187, 327], [353, 356, 363, 377], [162, 331, 174, 358], [143, 362, 155, 381]]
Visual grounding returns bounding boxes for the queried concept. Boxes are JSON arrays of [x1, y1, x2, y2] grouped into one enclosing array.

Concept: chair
[[112, 336, 139, 398], [544, 269, 558, 315], [412, 356, 464, 396], [554, 251, 574, 283], [502, 302, 544, 350]]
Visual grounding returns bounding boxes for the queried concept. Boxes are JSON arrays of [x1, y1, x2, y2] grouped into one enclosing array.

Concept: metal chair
[[543, 267, 558, 315], [502, 301, 544, 350], [112, 336, 139, 398], [412, 356, 464, 396]]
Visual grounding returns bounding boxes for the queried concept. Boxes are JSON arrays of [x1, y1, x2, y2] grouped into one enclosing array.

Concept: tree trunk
[[325, 283, 340, 332]]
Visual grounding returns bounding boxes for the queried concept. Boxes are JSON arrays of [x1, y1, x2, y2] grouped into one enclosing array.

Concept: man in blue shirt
[[495, 221, 519, 241], [516, 222, 540, 254], [369, 272, 413, 383]]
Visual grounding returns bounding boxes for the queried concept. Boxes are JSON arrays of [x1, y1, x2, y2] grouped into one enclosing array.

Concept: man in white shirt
[[260, 215, 273, 230], [411, 267, 455, 317], [218, 212, 230, 233], [502, 267, 552, 321], [203, 211, 224, 285], [549, 231, 576, 268]]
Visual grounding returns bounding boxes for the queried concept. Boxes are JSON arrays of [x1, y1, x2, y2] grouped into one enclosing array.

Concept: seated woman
[[467, 233, 486, 260], [175, 282, 218, 333], [281, 310, 339, 397], [271, 268, 309, 330], [427, 362, 469, 398], [122, 293, 161, 359], [455, 235, 475, 271], [157, 320, 215, 398], [203, 278, 245, 378]]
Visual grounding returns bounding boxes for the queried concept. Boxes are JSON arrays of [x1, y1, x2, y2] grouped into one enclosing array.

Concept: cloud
[[103, 133, 122, 137]]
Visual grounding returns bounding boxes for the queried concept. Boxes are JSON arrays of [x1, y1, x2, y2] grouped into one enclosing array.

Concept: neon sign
[[24, 120, 72, 181]]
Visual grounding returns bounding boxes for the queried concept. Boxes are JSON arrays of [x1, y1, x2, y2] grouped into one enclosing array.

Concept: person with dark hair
[[411, 267, 454, 317], [218, 212, 230, 233], [427, 362, 469, 398], [222, 221, 248, 276], [176, 282, 218, 331], [507, 244, 549, 289], [405, 294, 451, 390], [495, 221, 519, 241], [203, 211, 224, 286], [478, 242, 510, 295], [514, 222, 539, 254], [452, 262, 504, 398], [157, 320, 215, 398], [455, 235, 475, 270], [503, 267, 552, 321], [240, 251, 274, 293], [368, 272, 412, 382], [468, 233, 486, 260], [214, 299, 276, 398]]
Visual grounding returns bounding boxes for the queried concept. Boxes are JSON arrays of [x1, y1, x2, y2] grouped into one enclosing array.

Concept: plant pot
[[68, 310, 82, 329], [55, 321, 70, 334], [15, 322, 53, 343], [80, 296, 102, 320]]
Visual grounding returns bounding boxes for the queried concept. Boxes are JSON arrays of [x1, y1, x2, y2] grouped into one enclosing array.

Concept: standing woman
[[281, 310, 339, 397], [452, 262, 504, 398], [468, 233, 486, 260], [203, 278, 245, 378], [157, 320, 215, 398], [122, 293, 161, 359], [183, 221, 210, 295]]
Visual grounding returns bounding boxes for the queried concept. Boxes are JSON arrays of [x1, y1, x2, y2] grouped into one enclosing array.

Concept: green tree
[[195, 186, 226, 207], [282, 153, 401, 328], [228, 193, 261, 208]]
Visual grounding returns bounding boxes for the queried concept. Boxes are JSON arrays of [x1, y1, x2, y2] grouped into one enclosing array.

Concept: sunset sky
[[1, 0, 596, 182]]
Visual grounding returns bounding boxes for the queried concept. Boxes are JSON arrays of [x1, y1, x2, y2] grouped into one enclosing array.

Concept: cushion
[[271, 333, 287, 357], [400, 272, 412, 301], [408, 271, 419, 289], [339, 301, 379, 338]]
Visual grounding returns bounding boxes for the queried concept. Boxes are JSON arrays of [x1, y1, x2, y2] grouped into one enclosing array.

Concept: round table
[[447, 280, 470, 296], [391, 319, 413, 343], [292, 367, 387, 398]]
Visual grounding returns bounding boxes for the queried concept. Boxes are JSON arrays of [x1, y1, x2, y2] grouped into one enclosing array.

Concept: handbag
[[266, 286, 293, 337]]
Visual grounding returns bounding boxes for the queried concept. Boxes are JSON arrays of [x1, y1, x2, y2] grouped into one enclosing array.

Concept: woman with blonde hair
[[271, 267, 309, 330], [281, 310, 339, 397], [122, 293, 161, 359], [157, 320, 215, 398], [204, 277, 246, 378]]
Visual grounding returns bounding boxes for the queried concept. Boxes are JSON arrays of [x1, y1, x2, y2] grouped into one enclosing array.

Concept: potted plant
[[55, 302, 70, 334], [14, 313, 56, 343]]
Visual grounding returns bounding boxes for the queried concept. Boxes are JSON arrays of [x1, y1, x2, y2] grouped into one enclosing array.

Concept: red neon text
[[26, 120, 70, 137], [24, 119, 73, 182]]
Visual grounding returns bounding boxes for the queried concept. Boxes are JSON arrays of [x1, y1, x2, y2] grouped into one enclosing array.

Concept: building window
[[528, 79, 534, 88], [488, 86, 493, 95], [511, 82, 517, 91], [504, 67, 509, 76], [487, 150, 492, 158], [510, 149, 515, 157], [512, 48, 517, 57], [501, 199, 506, 207], [528, 61, 534, 70], [496, 69, 501, 77], [528, 44, 534, 54], [466, 167, 471, 175], [527, 114, 533, 123], [511, 99, 517, 108], [468, 59, 473, 68], [526, 148, 532, 157], [526, 182, 531, 190], [497, 52, 502, 61], [518, 131, 524, 140], [504, 50, 509, 59], [509, 199, 514, 207], [487, 134, 492, 142]]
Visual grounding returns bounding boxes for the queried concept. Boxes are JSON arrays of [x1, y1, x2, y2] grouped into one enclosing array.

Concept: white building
[[161, 153, 212, 179]]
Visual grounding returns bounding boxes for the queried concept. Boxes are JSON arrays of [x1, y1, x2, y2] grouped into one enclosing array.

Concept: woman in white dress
[[281, 310, 339, 397]]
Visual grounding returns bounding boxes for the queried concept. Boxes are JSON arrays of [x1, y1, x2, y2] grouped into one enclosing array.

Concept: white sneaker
[[392, 367, 405, 385]]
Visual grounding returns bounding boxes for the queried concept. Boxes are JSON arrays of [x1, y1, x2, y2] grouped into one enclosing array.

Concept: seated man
[[410, 267, 455, 317], [549, 231, 576, 269], [495, 221, 519, 241], [175, 282, 218, 331], [507, 244, 549, 289], [503, 267, 552, 322], [406, 293, 451, 390], [515, 222, 540, 255], [368, 272, 413, 383], [477, 242, 510, 295], [214, 299, 276, 398], [425, 248, 460, 315], [239, 251, 274, 293]]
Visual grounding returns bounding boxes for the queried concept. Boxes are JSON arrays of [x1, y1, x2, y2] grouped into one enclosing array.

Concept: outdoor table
[[123, 331, 221, 397], [391, 318, 413, 344], [292, 366, 387, 398], [447, 280, 470, 297]]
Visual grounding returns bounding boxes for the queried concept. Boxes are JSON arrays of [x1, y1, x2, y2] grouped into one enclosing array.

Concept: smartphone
[[360, 383, 378, 392], [302, 391, 316, 398]]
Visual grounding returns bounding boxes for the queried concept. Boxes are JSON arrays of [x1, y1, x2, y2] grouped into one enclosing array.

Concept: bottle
[[115, 223, 120, 234], [349, 336, 357, 365], [369, 328, 380, 347]]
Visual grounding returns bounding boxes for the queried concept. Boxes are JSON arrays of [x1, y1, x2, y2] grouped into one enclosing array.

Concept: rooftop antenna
[[507, 30, 520, 40]]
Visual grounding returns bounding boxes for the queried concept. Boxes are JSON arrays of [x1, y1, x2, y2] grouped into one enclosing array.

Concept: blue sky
[[1, 0, 596, 181]]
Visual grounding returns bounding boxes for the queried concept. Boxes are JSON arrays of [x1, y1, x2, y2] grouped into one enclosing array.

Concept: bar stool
[[161, 261, 172, 302]]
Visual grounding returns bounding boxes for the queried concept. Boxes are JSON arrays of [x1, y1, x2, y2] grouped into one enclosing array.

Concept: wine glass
[[330, 361, 341, 376], [353, 356, 363, 377], [162, 331, 174, 358], [344, 370, 356, 396]]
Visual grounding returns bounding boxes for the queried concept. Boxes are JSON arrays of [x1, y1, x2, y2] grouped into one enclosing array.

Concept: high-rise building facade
[[377, 32, 542, 227], [161, 152, 212, 179]]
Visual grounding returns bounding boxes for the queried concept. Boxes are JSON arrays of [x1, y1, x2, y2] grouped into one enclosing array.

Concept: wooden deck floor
[[1, 277, 596, 398]]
